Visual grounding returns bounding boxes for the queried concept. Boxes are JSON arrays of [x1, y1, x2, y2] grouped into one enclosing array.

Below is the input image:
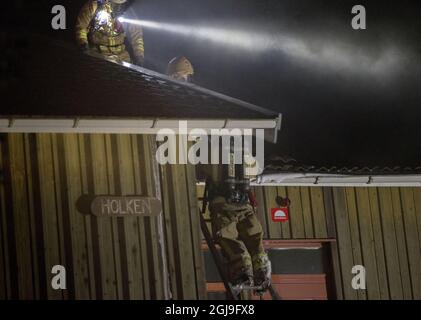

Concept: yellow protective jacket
[[75, 0, 145, 65]]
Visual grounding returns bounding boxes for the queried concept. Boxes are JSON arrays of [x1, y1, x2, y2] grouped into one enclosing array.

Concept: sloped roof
[[1, 34, 277, 120], [3, 33, 420, 178], [264, 155, 421, 176]]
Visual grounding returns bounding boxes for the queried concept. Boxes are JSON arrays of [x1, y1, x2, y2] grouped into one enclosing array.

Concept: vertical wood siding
[[161, 163, 206, 300], [1, 131, 419, 300], [197, 184, 421, 300], [251, 186, 329, 239], [0, 133, 205, 300]]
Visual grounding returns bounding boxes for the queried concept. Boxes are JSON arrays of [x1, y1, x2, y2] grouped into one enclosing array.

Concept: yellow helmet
[[110, 0, 128, 16], [167, 57, 194, 82]]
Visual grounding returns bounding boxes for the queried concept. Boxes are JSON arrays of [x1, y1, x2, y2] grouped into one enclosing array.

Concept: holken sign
[[90, 196, 162, 217]]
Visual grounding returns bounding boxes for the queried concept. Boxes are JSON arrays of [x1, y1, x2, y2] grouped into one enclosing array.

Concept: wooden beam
[[399, 188, 421, 299], [9, 134, 35, 299], [310, 188, 328, 239], [89, 134, 118, 299], [301, 187, 315, 239], [355, 187, 381, 299], [287, 186, 305, 239], [378, 188, 403, 299], [323, 187, 343, 300], [390, 188, 413, 299], [62, 134, 91, 299], [332, 188, 357, 299]]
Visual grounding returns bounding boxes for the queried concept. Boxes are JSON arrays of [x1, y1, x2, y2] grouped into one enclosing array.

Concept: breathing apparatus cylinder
[[224, 137, 251, 204]]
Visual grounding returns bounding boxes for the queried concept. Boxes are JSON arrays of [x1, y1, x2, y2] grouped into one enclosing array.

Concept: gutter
[[254, 173, 421, 187], [0, 116, 282, 143]]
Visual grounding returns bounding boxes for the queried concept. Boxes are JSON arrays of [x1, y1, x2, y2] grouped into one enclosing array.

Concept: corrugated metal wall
[[0, 133, 205, 300], [246, 185, 421, 300]]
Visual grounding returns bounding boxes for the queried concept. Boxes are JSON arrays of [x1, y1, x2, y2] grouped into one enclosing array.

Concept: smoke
[[119, 17, 410, 80]]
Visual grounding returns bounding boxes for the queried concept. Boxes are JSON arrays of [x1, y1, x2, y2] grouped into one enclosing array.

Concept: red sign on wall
[[271, 207, 289, 222]]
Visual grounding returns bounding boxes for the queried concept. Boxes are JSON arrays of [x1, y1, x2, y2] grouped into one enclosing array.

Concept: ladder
[[199, 181, 281, 300]]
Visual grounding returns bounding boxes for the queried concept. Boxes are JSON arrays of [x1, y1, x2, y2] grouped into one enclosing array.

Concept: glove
[[248, 191, 258, 208], [133, 56, 144, 67], [80, 43, 89, 53], [276, 196, 291, 207]]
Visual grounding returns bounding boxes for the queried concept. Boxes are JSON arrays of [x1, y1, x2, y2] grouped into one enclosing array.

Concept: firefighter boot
[[253, 254, 272, 295]]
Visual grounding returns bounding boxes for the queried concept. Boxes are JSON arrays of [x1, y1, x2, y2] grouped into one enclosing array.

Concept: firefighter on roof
[[75, 0, 145, 66], [167, 56, 195, 82], [167, 58, 272, 293]]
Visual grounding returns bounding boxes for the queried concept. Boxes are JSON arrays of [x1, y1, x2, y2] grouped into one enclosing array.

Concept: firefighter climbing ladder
[[199, 182, 281, 300]]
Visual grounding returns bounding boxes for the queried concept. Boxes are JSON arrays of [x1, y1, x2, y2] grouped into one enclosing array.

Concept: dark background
[[3, 0, 421, 167]]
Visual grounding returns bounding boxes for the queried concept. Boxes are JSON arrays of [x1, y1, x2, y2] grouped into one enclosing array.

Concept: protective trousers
[[209, 196, 268, 285]]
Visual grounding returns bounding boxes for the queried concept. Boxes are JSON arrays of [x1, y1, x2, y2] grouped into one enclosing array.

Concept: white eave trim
[[0, 116, 282, 143], [0, 117, 274, 131], [254, 173, 421, 187]]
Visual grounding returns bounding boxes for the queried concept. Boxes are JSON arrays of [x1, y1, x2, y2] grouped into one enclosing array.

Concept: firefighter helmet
[[167, 56, 194, 82]]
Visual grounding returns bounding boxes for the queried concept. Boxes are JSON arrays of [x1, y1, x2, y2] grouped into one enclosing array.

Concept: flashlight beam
[[118, 17, 407, 79]]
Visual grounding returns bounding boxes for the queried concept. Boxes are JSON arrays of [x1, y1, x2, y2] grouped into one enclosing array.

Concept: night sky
[[4, 0, 421, 167]]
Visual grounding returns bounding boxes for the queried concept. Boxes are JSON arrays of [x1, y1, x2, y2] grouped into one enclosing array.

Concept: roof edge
[[255, 172, 421, 187], [89, 51, 279, 118], [0, 117, 280, 143]]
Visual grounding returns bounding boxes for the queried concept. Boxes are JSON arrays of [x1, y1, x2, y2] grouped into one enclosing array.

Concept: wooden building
[[0, 35, 279, 300], [199, 184, 421, 300], [1, 35, 420, 300]]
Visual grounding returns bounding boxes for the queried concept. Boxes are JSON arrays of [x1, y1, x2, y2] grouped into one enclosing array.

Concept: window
[[203, 240, 334, 300]]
